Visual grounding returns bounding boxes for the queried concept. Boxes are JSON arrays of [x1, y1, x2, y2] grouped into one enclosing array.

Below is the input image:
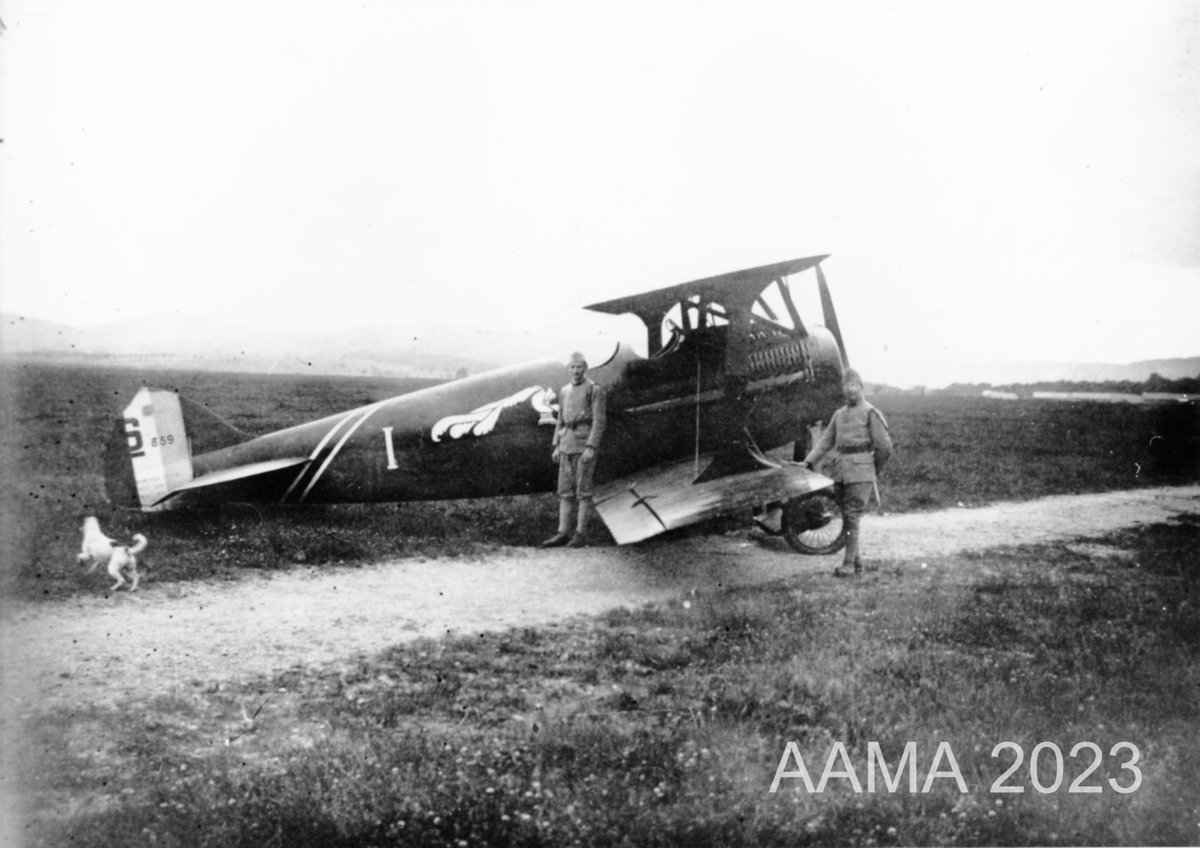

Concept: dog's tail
[[128, 533, 148, 555], [104, 388, 248, 511]]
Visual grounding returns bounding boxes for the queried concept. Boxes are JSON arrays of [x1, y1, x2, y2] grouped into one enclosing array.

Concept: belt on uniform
[[839, 444, 873, 454], [565, 419, 593, 429]]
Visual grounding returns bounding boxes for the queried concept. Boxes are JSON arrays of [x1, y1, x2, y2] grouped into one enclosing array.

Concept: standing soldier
[[541, 351, 607, 548], [803, 368, 892, 576]]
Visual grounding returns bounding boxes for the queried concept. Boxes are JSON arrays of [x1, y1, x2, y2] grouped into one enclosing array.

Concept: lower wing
[[593, 450, 835, 544]]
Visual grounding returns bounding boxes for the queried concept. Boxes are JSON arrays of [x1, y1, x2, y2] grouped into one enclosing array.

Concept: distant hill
[[2, 312, 1197, 387], [0, 313, 589, 380]]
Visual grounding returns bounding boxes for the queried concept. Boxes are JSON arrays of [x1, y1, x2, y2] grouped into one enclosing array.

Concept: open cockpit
[[585, 255, 847, 394]]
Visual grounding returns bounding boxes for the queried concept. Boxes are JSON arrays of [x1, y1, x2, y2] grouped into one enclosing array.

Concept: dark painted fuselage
[[177, 325, 845, 507]]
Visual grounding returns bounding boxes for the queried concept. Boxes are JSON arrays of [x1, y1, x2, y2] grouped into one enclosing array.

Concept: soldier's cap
[[565, 351, 588, 368], [842, 368, 864, 386]]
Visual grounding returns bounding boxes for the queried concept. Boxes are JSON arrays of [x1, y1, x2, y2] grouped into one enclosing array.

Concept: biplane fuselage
[[104, 256, 851, 545]]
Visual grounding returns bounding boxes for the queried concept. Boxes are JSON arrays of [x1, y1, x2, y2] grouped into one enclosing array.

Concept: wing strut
[[776, 277, 807, 337], [693, 361, 702, 478], [816, 263, 849, 366]]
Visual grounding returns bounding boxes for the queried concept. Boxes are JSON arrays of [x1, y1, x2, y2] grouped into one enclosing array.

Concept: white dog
[[77, 516, 149, 592]]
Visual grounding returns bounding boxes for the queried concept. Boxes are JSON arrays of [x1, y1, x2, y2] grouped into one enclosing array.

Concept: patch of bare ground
[[3, 485, 1197, 845], [0, 486, 1193, 719]]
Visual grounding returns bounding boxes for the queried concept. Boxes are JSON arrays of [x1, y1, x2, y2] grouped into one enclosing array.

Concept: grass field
[[16, 519, 1200, 847], [3, 360, 1199, 847], [1, 361, 1196, 601]]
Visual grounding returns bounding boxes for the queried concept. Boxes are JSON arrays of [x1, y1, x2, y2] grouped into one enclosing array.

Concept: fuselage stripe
[[300, 401, 388, 502], [280, 413, 355, 503]]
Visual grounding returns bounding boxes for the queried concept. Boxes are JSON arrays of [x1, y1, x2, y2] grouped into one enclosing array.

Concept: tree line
[[934, 372, 1200, 397], [867, 373, 1200, 397]]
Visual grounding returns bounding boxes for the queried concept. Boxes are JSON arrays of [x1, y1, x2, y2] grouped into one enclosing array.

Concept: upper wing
[[584, 255, 828, 322], [593, 451, 835, 544]]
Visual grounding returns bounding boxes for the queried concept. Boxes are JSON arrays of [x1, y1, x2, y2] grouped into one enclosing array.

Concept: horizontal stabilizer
[[153, 457, 311, 505], [594, 455, 834, 544]]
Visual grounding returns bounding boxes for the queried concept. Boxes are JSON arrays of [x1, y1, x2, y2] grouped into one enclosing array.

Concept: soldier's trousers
[[557, 451, 597, 533], [557, 451, 596, 501], [841, 481, 873, 567]]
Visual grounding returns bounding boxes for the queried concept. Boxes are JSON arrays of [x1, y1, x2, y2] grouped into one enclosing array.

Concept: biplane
[[104, 256, 853, 554]]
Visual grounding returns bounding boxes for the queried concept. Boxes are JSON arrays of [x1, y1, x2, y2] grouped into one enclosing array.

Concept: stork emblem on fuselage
[[430, 386, 559, 442]]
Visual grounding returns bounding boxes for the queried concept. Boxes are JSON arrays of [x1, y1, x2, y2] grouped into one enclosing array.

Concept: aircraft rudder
[[102, 415, 141, 508], [103, 387, 196, 511]]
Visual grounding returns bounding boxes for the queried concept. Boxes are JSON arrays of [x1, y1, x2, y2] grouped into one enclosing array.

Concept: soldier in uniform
[[803, 368, 893, 576], [541, 351, 607, 548]]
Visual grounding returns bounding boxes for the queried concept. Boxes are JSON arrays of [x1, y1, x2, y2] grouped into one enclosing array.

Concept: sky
[[1, 0, 1197, 386]]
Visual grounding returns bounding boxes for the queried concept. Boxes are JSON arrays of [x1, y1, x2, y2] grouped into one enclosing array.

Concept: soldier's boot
[[835, 527, 860, 577], [541, 499, 575, 547], [567, 498, 593, 548]]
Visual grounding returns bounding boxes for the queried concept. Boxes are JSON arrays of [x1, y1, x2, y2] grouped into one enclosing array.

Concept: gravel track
[[4, 485, 1197, 712]]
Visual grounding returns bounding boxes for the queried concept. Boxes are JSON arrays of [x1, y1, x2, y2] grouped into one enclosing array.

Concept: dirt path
[[3, 486, 1197, 712]]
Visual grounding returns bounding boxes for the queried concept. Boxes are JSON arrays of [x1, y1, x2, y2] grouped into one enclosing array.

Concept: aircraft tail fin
[[103, 387, 248, 511], [176, 394, 248, 453]]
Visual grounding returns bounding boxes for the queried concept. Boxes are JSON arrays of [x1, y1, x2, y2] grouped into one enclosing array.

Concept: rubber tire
[[781, 491, 847, 555]]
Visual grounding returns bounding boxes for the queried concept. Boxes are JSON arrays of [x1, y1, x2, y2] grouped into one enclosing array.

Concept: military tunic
[[552, 379, 607, 455], [804, 400, 892, 482], [552, 378, 607, 501]]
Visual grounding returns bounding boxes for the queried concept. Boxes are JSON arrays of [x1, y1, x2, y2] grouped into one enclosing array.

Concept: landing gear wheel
[[781, 492, 846, 555]]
